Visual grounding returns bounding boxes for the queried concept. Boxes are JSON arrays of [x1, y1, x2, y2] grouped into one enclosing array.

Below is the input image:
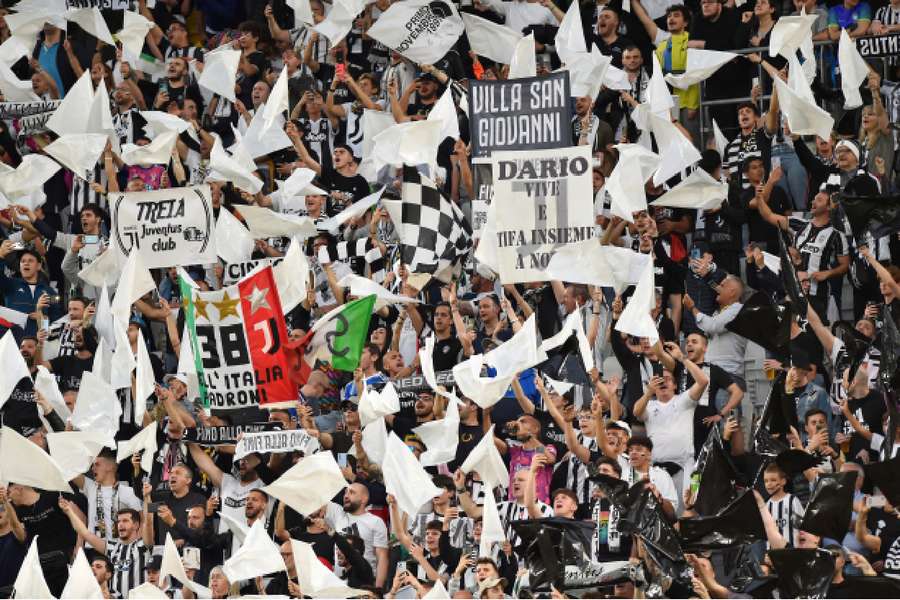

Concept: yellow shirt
[[655, 31, 700, 110]]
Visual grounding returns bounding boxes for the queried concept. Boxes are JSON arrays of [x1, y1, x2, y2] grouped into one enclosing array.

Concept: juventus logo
[[253, 318, 282, 354]]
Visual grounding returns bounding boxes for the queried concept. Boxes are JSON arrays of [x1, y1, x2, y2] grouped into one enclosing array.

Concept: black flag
[[693, 427, 741, 516], [768, 548, 835, 598], [778, 229, 808, 316], [839, 193, 900, 241], [725, 291, 793, 353], [799, 471, 858, 542], [678, 491, 766, 551]]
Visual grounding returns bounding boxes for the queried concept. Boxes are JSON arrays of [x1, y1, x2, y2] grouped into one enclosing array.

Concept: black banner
[[468, 71, 572, 159], [182, 421, 282, 445], [856, 33, 900, 58], [390, 369, 455, 393]]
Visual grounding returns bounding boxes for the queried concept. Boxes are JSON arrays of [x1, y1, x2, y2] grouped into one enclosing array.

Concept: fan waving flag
[[400, 166, 473, 281], [180, 265, 297, 412], [304, 295, 377, 371]]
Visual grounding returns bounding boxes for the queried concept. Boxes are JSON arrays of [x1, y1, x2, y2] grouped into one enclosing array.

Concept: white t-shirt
[[641, 391, 697, 462], [325, 502, 389, 572], [623, 466, 679, 507], [81, 479, 142, 545], [218, 474, 265, 552]]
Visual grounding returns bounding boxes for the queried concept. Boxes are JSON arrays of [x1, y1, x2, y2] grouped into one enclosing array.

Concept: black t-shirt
[[535, 408, 567, 458], [0, 530, 25, 587], [318, 166, 369, 216], [677, 361, 735, 408], [236, 50, 269, 105], [743, 185, 790, 250], [592, 34, 633, 68], [155, 490, 208, 544], [868, 508, 900, 563], [842, 390, 885, 460], [49, 354, 94, 393], [432, 336, 463, 372], [15, 491, 77, 556], [405, 98, 437, 119], [452, 423, 484, 472]]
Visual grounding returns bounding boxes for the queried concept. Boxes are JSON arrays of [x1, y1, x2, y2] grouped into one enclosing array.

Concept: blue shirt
[[39, 42, 65, 96]]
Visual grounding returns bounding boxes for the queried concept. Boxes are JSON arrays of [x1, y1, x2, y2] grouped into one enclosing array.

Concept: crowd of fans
[[0, 0, 899, 597]]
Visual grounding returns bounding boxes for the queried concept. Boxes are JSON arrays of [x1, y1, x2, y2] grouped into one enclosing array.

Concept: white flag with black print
[[400, 166, 472, 281]]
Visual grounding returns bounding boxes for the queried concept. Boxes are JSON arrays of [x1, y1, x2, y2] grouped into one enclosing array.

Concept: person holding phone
[[633, 343, 709, 508], [0, 241, 63, 335]]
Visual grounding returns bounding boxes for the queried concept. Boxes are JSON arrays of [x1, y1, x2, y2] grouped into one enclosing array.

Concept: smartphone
[[690, 247, 702, 261], [10, 242, 24, 250], [40, 318, 49, 333], [83, 235, 99, 244], [771, 156, 781, 170], [159, 81, 169, 94], [147, 501, 164, 513], [534, 446, 545, 455], [335, 63, 346, 79], [652, 361, 664, 377], [752, 76, 760, 89], [337, 453, 348, 468], [868, 495, 887, 509]]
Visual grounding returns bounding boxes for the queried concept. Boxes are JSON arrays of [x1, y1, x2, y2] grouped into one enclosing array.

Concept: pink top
[[508, 444, 557, 504]]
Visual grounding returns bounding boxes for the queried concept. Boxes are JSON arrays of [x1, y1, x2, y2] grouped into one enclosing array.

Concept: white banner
[[223, 257, 284, 285], [110, 185, 217, 269], [366, 0, 464, 64], [233, 429, 320, 461], [491, 146, 595, 283]]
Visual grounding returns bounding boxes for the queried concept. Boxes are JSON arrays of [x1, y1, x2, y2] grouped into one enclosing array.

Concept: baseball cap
[[164, 373, 189, 386], [607, 420, 632, 437]]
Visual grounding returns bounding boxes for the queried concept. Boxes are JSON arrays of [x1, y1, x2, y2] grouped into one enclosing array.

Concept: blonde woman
[[859, 72, 894, 190]]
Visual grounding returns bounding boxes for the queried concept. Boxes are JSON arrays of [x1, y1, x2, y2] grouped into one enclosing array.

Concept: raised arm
[[188, 442, 224, 488], [453, 470, 482, 519]]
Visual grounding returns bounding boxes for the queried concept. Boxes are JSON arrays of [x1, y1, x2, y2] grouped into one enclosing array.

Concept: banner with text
[[233, 429, 320, 460], [181, 266, 297, 413], [469, 71, 572, 159], [0, 100, 60, 119], [110, 185, 216, 269], [223, 257, 284, 285], [491, 145, 595, 283], [183, 422, 282, 445], [856, 33, 900, 58]]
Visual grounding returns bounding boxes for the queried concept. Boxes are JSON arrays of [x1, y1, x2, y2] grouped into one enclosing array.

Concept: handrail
[[695, 37, 879, 146]]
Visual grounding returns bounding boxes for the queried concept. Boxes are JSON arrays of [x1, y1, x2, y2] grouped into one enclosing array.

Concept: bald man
[[493, 414, 557, 504], [324, 483, 388, 588]]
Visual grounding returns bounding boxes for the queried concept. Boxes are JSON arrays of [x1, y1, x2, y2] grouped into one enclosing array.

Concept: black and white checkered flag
[[400, 166, 472, 281]]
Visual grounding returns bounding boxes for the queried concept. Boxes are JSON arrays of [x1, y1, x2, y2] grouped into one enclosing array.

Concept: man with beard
[[756, 180, 850, 322], [60, 504, 151, 597], [111, 76, 147, 147], [44, 296, 88, 359], [387, 389, 436, 442], [60, 204, 108, 300], [593, 7, 632, 67], [494, 414, 557, 503], [40, 323, 96, 391], [188, 443, 265, 554], [144, 464, 206, 545], [324, 482, 389, 590]]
